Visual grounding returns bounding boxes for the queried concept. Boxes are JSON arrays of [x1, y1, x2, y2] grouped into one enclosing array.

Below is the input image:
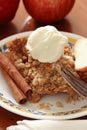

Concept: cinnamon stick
[[1, 69, 27, 104], [0, 53, 31, 96]]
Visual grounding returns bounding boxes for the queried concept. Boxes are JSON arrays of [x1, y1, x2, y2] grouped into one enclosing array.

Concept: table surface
[[0, 0, 87, 129]]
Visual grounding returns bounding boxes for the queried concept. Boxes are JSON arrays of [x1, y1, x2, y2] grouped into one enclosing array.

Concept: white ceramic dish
[[0, 31, 87, 120]]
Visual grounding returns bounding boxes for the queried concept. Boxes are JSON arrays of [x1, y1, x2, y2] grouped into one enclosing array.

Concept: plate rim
[[0, 31, 86, 120]]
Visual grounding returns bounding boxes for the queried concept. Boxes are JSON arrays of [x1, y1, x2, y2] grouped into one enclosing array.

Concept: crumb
[[37, 102, 52, 110], [44, 104, 51, 110], [66, 95, 82, 105], [37, 103, 45, 109], [56, 101, 64, 107]]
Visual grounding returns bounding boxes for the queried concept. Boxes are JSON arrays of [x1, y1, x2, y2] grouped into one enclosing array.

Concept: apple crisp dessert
[[6, 37, 81, 103]]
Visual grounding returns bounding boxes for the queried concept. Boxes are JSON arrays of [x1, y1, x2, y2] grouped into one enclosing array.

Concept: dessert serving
[[0, 26, 86, 104]]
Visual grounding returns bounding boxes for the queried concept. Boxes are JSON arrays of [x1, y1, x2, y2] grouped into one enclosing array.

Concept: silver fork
[[61, 67, 87, 98]]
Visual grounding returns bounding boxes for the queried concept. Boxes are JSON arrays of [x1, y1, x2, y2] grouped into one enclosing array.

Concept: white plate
[[0, 31, 87, 120]]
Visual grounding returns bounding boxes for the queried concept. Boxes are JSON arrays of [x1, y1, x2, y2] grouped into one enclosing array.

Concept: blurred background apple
[[23, 0, 75, 24], [0, 0, 20, 24]]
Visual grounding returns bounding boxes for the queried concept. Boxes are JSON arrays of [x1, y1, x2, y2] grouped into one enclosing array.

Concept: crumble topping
[[8, 38, 79, 103]]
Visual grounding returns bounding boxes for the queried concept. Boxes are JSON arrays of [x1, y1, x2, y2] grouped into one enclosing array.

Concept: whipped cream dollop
[[26, 25, 68, 63]]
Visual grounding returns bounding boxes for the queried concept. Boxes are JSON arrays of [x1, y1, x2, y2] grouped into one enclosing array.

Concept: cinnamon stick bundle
[[2, 69, 27, 104], [0, 53, 31, 96]]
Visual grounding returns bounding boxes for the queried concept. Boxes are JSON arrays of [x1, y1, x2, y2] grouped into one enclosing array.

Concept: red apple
[[0, 0, 20, 24], [23, 0, 75, 24]]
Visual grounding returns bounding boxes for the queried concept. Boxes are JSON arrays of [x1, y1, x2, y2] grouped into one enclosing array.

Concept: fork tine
[[62, 68, 87, 90], [61, 67, 87, 98]]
